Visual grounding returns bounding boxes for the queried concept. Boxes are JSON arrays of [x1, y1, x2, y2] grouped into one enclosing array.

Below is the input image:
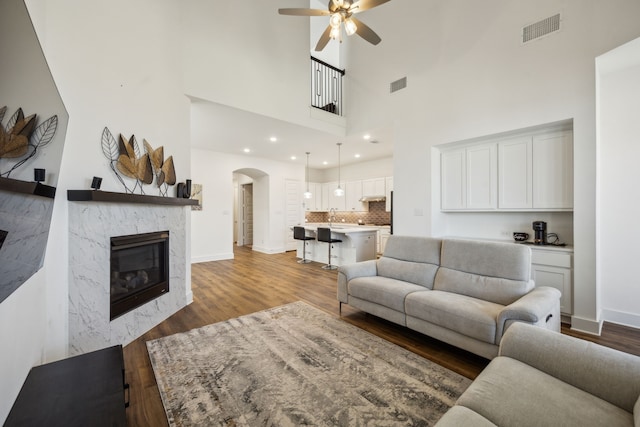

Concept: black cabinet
[[5, 345, 128, 427]]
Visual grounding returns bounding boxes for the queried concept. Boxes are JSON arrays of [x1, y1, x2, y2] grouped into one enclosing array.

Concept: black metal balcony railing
[[311, 56, 345, 116]]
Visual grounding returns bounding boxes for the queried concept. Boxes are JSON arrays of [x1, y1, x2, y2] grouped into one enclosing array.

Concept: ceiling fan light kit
[[278, 0, 391, 51]]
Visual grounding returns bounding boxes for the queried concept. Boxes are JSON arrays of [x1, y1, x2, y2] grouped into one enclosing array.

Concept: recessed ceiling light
[[291, 156, 296, 160], [270, 137, 277, 142], [363, 134, 371, 140], [323, 161, 328, 165], [355, 153, 361, 158], [243, 148, 251, 153]]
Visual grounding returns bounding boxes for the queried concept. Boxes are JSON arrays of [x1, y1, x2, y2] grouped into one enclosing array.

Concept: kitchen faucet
[[329, 208, 337, 227]]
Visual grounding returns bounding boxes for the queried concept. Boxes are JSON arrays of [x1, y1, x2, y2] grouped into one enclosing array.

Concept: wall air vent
[[522, 13, 561, 44], [390, 77, 407, 93]]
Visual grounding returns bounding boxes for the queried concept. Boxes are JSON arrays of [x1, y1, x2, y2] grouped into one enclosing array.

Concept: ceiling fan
[[279, 0, 391, 51]]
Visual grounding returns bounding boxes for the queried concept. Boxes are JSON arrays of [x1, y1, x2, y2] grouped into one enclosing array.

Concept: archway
[[233, 168, 268, 248]]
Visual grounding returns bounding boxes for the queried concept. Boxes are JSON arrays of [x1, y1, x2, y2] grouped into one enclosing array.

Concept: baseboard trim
[[601, 309, 640, 330], [251, 246, 285, 255], [191, 253, 234, 263], [570, 315, 604, 335]]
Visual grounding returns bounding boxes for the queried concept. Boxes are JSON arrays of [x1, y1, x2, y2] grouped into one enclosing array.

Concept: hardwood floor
[[123, 245, 640, 426]]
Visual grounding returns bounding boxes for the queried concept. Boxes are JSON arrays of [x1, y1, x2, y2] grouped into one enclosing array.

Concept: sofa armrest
[[496, 286, 561, 340], [499, 322, 640, 413], [337, 260, 377, 303]]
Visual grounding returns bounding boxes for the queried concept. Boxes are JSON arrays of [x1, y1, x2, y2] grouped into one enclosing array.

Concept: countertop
[[302, 224, 379, 234], [446, 236, 574, 253]]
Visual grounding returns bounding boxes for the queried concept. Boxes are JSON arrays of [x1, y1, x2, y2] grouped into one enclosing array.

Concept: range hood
[[359, 195, 386, 202]]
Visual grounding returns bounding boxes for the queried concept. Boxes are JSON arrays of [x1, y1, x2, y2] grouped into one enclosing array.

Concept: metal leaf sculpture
[[0, 106, 58, 178], [143, 139, 175, 196], [102, 128, 178, 195], [115, 134, 154, 193], [161, 156, 176, 186]]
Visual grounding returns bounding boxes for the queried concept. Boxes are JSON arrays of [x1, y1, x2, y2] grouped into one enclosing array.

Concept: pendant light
[[303, 152, 312, 199], [334, 143, 344, 197]]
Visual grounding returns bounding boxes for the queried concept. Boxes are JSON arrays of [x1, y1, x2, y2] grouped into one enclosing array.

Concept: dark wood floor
[[123, 245, 640, 426]]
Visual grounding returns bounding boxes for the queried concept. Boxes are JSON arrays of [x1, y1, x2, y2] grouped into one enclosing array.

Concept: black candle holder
[[91, 176, 102, 190], [34, 168, 45, 183]]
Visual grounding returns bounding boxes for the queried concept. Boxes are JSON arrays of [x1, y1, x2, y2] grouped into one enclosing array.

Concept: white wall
[[181, 0, 342, 137], [597, 37, 640, 329], [312, 156, 393, 183], [190, 147, 304, 263], [342, 0, 640, 334], [0, 0, 192, 423]]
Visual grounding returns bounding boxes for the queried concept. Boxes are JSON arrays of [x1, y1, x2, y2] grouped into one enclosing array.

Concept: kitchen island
[[295, 224, 378, 267]]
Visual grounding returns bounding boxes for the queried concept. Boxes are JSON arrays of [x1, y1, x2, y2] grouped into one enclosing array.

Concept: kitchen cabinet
[[385, 176, 393, 212], [441, 143, 497, 210], [303, 182, 322, 211], [530, 247, 573, 316], [345, 180, 367, 212], [498, 137, 532, 209], [532, 131, 573, 209], [442, 128, 573, 212], [362, 178, 385, 196], [378, 227, 391, 254], [323, 181, 346, 211]]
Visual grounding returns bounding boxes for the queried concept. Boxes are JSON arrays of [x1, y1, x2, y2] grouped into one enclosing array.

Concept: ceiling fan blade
[[350, 0, 391, 13], [278, 8, 330, 16], [315, 25, 332, 51], [351, 17, 382, 45]]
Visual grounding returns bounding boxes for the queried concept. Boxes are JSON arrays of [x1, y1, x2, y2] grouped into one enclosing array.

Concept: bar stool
[[317, 227, 342, 270], [293, 226, 314, 264]]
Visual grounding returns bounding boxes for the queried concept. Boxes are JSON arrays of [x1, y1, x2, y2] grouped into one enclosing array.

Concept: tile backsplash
[[305, 201, 390, 225]]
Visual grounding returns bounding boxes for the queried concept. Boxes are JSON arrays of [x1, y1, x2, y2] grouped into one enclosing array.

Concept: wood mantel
[[67, 189, 198, 206], [0, 176, 56, 198]]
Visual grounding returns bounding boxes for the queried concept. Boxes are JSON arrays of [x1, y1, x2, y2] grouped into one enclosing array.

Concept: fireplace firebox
[[110, 231, 169, 320]]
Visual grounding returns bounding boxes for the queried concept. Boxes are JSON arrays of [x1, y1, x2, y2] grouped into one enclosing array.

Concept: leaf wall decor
[[102, 127, 179, 195], [0, 105, 58, 178]]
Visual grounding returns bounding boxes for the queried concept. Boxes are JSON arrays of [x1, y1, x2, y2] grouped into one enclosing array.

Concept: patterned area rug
[[147, 301, 470, 426]]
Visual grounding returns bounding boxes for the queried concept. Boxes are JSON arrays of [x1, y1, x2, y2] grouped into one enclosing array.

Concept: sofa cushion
[[348, 276, 427, 312], [434, 267, 533, 306], [405, 290, 503, 344], [635, 395, 639, 426], [377, 257, 439, 289], [440, 239, 531, 281], [457, 356, 634, 427], [435, 406, 497, 427], [383, 235, 442, 264], [435, 239, 533, 305]]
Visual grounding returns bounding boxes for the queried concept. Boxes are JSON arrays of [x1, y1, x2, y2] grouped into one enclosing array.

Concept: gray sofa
[[436, 322, 640, 427], [337, 235, 561, 359]]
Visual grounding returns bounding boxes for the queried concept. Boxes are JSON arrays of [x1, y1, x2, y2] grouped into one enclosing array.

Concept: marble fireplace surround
[[68, 191, 194, 355]]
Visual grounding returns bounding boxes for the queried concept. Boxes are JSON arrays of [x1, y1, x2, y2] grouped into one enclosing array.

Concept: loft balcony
[[310, 56, 345, 117]]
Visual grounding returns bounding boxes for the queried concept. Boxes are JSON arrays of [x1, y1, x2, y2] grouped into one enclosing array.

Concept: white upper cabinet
[[466, 143, 497, 209], [441, 144, 496, 210], [441, 127, 573, 212], [441, 149, 466, 210], [532, 131, 573, 209], [345, 180, 367, 211], [362, 178, 386, 196], [385, 176, 393, 212], [498, 137, 533, 209], [303, 182, 322, 211]]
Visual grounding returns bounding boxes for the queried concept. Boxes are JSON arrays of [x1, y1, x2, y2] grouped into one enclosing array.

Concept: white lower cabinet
[[530, 248, 573, 316]]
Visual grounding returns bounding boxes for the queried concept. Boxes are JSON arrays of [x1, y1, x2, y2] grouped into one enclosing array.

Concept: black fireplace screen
[[110, 231, 169, 320]]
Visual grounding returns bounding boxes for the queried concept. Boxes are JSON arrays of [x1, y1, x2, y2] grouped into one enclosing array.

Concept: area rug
[[146, 301, 470, 426]]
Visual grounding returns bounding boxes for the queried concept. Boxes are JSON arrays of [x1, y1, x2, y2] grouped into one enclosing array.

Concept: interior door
[[242, 183, 253, 246]]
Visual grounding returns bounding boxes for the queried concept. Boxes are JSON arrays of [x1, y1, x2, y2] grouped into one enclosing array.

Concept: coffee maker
[[532, 221, 547, 245]]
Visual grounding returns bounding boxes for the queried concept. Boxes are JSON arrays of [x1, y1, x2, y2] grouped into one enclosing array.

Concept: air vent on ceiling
[[390, 77, 407, 93], [522, 13, 561, 44]]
